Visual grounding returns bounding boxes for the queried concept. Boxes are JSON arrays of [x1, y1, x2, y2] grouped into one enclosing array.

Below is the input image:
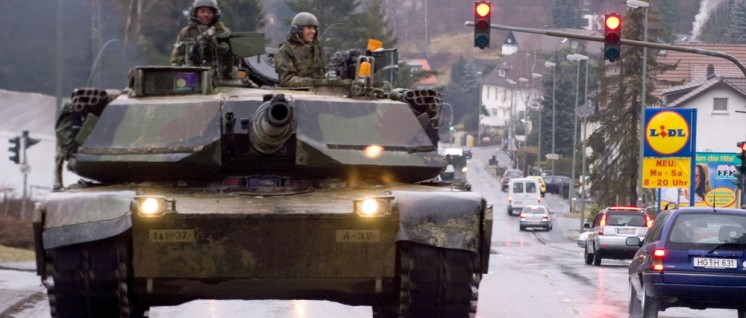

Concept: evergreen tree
[[551, 0, 583, 28], [443, 58, 479, 132], [588, 2, 678, 206], [533, 47, 588, 163], [726, 0, 746, 44], [357, 0, 398, 48], [657, 0, 679, 43]]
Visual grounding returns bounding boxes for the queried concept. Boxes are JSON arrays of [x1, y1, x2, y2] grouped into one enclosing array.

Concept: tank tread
[[45, 233, 144, 318], [398, 242, 478, 318]]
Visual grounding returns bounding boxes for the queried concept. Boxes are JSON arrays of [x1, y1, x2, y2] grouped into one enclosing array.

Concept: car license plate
[[616, 228, 636, 235], [693, 257, 738, 269]]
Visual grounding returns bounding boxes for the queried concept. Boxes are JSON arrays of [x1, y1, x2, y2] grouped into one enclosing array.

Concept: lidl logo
[[646, 110, 690, 155]]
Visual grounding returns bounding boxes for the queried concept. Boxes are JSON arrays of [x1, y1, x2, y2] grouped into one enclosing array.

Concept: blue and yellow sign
[[644, 110, 694, 157], [642, 109, 697, 189]]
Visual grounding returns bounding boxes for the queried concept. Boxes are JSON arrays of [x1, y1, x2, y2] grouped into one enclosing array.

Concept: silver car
[[583, 206, 650, 266], [519, 205, 553, 231]]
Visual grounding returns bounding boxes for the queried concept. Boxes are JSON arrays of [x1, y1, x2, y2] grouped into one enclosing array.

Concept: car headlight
[[132, 195, 176, 217], [354, 196, 395, 217], [461, 166, 468, 173]]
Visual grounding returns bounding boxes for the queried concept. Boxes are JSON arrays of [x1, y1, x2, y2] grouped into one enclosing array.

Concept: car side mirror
[[625, 236, 642, 246], [583, 222, 591, 229]]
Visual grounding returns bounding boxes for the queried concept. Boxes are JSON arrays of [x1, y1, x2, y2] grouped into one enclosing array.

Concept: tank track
[[375, 242, 479, 318], [45, 233, 144, 318]]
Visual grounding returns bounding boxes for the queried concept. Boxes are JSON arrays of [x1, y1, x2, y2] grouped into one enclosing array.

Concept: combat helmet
[[290, 12, 319, 42], [292, 12, 319, 28], [189, 0, 221, 24]]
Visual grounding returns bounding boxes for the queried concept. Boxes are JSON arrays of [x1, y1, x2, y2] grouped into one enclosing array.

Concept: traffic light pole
[[463, 22, 746, 77], [465, 21, 746, 206]]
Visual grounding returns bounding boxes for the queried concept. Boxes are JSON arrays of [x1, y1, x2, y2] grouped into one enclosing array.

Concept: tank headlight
[[354, 196, 395, 217], [132, 195, 176, 217]]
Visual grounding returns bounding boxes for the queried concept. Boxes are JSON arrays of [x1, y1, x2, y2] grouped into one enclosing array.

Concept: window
[[713, 98, 728, 111], [526, 182, 537, 193], [513, 182, 524, 193]]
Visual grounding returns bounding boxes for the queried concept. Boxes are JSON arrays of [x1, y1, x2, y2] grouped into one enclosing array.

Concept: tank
[[33, 34, 493, 318]]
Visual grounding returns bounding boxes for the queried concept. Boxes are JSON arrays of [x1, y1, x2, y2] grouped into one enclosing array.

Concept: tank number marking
[[336, 230, 380, 242], [149, 229, 196, 243]]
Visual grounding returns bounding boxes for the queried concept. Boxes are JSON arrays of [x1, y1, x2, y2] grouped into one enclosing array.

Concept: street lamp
[[531, 72, 543, 166], [628, 0, 649, 207], [567, 53, 589, 232], [545, 61, 557, 175], [580, 57, 590, 217], [506, 79, 517, 167], [477, 71, 484, 146]]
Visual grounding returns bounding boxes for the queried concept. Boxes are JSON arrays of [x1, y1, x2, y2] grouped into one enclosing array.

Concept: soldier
[[170, 0, 234, 77], [275, 12, 326, 87]]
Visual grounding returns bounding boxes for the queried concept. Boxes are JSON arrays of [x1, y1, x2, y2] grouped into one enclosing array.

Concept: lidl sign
[[642, 109, 697, 189], [644, 110, 694, 157]]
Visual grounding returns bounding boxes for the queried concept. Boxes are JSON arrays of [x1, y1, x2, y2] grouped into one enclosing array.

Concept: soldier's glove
[[217, 42, 230, 54]]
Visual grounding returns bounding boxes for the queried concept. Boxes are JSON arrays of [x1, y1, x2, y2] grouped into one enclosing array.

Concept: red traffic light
[[605, 15, 621, 30], [473, 1, 491, 49], [476, 3, 490, 17]]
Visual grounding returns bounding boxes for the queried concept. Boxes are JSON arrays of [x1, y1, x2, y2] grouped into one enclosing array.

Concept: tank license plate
[[693, 257, 737, 269], [336, 230, 381, 242], [149, 229, 196, 243]]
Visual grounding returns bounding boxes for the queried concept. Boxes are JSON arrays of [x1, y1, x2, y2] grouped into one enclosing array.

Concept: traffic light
[[8, 136, 20, 164], [22, 130, 39, 148], [735, 141, 746, 188], [603, 13, 622, 62], [473, 1, 491, 49]]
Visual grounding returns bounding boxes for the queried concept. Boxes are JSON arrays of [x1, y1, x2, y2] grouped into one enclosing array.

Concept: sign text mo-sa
[[642, 109, 696, 189]]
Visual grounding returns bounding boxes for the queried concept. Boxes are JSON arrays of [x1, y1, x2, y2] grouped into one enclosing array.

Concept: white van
[[507, 178, 542, 215]]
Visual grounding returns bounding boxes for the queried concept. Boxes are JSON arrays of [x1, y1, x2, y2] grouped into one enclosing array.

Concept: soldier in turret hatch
[[170, 0, 235, 78], [275, 12, 326, 87]]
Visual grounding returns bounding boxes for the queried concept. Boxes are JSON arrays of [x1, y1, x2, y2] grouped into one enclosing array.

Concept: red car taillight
[[519, 213, 526, 220], [646, 214, 653, 228], [652, 248, 665, 271]]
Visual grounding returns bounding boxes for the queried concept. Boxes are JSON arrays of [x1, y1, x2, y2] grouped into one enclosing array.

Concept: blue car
[[626, 207, 746, 317]]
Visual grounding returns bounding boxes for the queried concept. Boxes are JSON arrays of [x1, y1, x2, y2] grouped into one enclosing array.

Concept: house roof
[[403, 59, 438, 86], [662, 75, 746, 107], [653, 44, 746, 98], [482, 52, 545, 86]]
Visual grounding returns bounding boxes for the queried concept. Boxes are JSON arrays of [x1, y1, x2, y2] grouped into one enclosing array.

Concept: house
[[660, 70, 746, 153], [479, 28, 602, 142], [402, 59, 438, 89]]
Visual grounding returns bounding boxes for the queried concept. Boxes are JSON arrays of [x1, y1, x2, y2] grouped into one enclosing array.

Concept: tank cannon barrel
[[250, 94, 294, 154]]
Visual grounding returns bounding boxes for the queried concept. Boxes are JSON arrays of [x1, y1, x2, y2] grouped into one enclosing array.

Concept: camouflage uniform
[[275, 14, 326, 87], [169, 20, 232, 67]]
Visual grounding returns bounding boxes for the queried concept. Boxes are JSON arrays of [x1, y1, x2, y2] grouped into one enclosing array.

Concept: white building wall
[[683, 88, 746, 152]]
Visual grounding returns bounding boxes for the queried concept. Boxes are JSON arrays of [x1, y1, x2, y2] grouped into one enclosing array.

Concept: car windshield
[[522, 206, 547, 214], [667, 213, 746, 249], [605, 212, 646, 227]]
